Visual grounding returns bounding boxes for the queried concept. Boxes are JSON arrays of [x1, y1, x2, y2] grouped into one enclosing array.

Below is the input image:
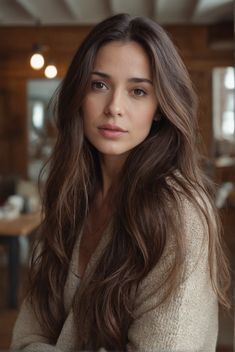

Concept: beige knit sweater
[[11, 197, 218, 351]]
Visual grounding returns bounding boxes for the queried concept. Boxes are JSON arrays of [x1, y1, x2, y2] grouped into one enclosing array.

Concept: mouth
[[98, 124, 127, 132], [98, 126, 128, 139]]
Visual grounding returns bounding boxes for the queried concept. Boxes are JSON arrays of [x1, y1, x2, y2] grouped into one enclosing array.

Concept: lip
[[98, 124, 128, 139], [98, 124, 127, 132]]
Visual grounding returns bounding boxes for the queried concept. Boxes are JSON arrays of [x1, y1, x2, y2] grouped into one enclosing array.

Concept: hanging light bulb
[[30, 43, 45, 70], [44, 64, 58, 79], [30, 53, 45, 70]]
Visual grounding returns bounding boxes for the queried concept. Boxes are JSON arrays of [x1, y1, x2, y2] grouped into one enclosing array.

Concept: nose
[[104, 90, 124, 118]]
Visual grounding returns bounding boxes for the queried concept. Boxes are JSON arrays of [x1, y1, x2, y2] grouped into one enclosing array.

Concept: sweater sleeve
[[125, 197, 218, 352], [10, 299, 62, 352]]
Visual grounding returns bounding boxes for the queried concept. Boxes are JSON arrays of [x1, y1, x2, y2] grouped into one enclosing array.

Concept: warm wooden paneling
[[0, 22, 233, 177], [0, 79, 27, 177], [0, 26, 91, 79], [189, 70, 213, 155]]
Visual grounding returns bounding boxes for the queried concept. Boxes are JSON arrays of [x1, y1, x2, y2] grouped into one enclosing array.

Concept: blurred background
[[0, 0, 234, 351]]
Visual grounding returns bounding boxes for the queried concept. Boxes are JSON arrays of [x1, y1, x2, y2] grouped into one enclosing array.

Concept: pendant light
[[30, 43, 45, 70], [44, 64, 58, 79]]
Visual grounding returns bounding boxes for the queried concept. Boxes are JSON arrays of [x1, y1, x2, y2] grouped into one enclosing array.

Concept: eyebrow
[[91, 71, 153, 85]]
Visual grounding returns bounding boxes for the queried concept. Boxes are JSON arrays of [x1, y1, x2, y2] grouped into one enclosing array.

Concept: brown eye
[[133, 88, 147, 97], [91, 81, 108, 90]]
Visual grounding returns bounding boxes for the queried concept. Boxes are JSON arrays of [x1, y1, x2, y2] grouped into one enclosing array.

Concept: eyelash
[[132, 88, 147, 97], [91, 80, 108, 90], [91, 80, 147, 97]]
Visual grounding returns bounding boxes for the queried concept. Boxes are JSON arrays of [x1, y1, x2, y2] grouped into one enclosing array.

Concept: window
[[213, 67, 235, 156]]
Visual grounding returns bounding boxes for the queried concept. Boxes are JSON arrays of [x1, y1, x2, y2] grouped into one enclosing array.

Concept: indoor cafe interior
[[0, 0, 234, 351]]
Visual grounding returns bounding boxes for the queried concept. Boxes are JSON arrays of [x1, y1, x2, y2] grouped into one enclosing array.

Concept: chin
[[101, 150, 126, 156], [95, 145, 126, 155]]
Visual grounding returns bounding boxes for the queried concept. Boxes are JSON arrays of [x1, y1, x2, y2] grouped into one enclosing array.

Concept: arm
[[126, 198, 218, 352], [10, 299, 62, 352]]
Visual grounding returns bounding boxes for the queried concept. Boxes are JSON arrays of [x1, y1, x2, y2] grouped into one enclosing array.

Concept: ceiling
[[0, 0, 233, 26]]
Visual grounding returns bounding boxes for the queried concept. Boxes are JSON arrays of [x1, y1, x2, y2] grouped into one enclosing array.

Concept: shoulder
[[129, 188, 218, 351], [137, 181, 214, 299], [169, 176, 213, 270], [165, 171, 214, 243]]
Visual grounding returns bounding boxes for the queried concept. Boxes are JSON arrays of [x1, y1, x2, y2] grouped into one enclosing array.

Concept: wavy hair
[[28, 13, 231, 350]]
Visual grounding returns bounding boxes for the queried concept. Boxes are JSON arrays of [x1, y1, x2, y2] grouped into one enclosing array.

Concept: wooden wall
[[0, 23, 233, 178]]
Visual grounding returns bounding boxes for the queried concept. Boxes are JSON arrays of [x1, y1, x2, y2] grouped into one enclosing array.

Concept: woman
[[11, 13, 230, 352]]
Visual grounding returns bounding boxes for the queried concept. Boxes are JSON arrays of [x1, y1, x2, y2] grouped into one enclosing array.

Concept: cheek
[[82, 97, 98, 128], [82, 101, 92, 136], [135, 107, 156, 130], [84, 94, 106, 114], [82, 96, 93, 118]]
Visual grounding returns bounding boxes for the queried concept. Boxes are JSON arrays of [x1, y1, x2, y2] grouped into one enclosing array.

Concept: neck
[[99, 153, 128, 200]]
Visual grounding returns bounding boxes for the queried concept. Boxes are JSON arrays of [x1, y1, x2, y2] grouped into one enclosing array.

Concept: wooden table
[[0, 212, 41, 308]]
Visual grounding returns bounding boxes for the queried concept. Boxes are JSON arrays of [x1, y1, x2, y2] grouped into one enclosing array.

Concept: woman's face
[[82, 41, 158, 159]]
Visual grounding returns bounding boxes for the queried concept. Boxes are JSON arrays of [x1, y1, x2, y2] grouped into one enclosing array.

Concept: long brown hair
[[28, 13, 231, 350]]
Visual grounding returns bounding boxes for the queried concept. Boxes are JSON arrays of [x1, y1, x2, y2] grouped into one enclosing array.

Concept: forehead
[[93, 41, 152, 78]]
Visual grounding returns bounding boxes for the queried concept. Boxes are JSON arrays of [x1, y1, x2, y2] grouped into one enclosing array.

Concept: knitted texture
[[11, 197, 218, 352]]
